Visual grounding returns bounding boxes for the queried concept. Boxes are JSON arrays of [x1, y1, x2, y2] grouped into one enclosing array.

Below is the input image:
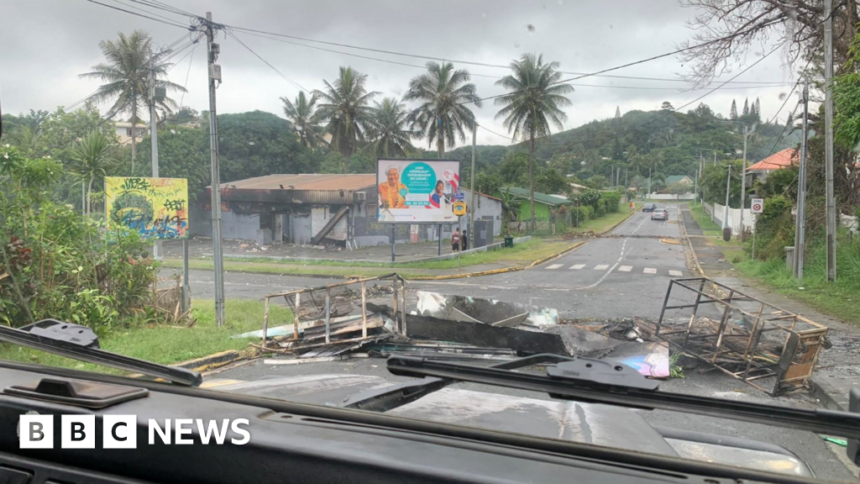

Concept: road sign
[[454, 191, 465, 201], [453, 201, 467, 216], [751, 198, 764, 214]]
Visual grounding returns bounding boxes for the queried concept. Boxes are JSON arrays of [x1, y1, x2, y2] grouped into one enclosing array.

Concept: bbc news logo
[[19, 415, 250, 449]]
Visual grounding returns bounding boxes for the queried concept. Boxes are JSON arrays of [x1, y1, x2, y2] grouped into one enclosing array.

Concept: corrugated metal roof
[[504, 187, 573, 206], [217, 174, 376, 191]]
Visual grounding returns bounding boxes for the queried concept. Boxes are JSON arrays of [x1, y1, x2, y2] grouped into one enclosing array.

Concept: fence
[[703, 202, 754, 235]]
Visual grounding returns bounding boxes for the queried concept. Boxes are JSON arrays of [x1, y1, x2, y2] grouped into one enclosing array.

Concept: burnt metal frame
[[259, 273, 407, 353], [654, 277, 827, 396]]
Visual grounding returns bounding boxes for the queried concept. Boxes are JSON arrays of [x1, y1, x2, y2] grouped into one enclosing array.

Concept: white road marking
[[570, 264, 586, 270], [593, 264, 609, 270], [575, 216, 649, 291], [669, 270, 683, 277], [546, 263, 563, 270], [618, 265, 633, 272], [644, 268, 657, 274]]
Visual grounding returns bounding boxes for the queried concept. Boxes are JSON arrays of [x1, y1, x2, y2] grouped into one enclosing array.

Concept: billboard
[[105, 177, 189, 240], [377, 159, 460, 223]]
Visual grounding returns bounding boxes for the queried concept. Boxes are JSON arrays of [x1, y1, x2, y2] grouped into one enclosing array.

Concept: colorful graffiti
[[105, 177, 189, 240]]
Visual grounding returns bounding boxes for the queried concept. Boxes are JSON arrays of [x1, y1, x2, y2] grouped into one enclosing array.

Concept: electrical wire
[[109, 0, 185, 24], [127, 0, 199, 19], [82, 0, 191, 29], [477, 123, 514, 142], [178, 41, 197, 107], [226, 31, 308, 92]]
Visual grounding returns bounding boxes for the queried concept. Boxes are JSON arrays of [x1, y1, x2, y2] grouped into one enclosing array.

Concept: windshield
[[2, 0, 859, 481]]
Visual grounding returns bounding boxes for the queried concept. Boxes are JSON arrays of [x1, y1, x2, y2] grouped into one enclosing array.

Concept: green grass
[[576, 203, 641, 233], [722, 234, 860, 326], [163, 238, 575, 276], [0, 299, 289, 372], [687, 201, 743, 248]]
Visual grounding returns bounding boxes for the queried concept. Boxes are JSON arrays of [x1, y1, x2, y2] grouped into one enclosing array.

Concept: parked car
[[651, 209, 669, 221], [642, 203, 657, 212]]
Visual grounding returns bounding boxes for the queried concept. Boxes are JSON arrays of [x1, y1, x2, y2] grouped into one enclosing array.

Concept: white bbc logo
[[19, 414, 137, 449]]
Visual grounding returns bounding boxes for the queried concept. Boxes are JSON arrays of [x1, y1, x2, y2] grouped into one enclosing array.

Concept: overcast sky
[[0, 0, 799, 147]]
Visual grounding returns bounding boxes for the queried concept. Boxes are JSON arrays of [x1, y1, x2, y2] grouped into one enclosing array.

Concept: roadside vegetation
[[0, 299, 288, 371]]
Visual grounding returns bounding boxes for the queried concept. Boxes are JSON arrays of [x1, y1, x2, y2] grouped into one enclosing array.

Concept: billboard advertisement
[[105, 177, 189, 240], [377, 159, 460, 223]]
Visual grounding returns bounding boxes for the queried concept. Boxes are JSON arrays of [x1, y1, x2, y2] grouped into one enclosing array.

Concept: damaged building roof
[[212, 174, 377, 191]]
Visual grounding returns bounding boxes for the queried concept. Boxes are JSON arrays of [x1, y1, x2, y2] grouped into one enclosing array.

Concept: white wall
[[704, 202, 754, 235], [648, 193, 696, 200]]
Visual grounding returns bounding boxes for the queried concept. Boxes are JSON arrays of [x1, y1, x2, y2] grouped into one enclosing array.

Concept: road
[[175, 205, 855, 479], [178, 206, 691, 321]]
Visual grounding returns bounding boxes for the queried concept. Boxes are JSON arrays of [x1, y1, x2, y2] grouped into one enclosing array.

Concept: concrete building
[[193, 174, 502, 248], [114, 121, 149, 145]]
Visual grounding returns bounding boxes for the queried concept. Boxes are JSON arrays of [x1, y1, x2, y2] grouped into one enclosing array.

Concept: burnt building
[[193, 173, 502, 248]]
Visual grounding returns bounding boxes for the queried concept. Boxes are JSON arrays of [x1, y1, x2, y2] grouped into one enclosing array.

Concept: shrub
[[602, 191, 622, 213], [594, 205, 607, 218], [583, 205, 595, 220], [580, 189, 602, 209], [569, 206, 589, 227], [751, 195, 794, 261]]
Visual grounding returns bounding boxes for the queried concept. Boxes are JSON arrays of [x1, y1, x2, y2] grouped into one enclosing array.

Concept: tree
[[165, 106, 200, 126], [742, 98, 749, 118], [367, 98, 414, 158], [661, 101, 674, 111], [536, 168, 569, 194], [314, 67, 378, 173], [587, 175, 609, 189], [615, 106, 621, 118], [730, 99, 738, 120], [69, 131, 117, 215], [495, 54, 573, 230], [677, 0, 859, 86], [280, 91, 324, 149], [80, 30, 186, 170], [404, 61, 481, 156], [755, 98, 762, 119]]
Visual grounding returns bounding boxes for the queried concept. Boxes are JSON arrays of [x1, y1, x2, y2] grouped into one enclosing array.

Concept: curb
[[523, 241, 586, 269], [601, 205, 641, 234], [174, 350, 244, 372]]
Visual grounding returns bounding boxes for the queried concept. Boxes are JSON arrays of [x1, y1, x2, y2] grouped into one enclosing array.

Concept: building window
[[126, 128, 132, 136]]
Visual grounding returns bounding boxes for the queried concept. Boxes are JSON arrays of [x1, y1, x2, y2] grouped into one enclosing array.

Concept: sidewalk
[[680, 205, 860, 411]]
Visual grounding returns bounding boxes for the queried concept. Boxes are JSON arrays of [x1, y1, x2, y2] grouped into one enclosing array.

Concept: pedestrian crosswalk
[[544, 263, 684, 276]]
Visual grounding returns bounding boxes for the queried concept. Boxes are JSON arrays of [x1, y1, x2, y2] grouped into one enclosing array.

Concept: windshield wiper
[[0, 320, 201, 386], [381, 354, 860, 441]]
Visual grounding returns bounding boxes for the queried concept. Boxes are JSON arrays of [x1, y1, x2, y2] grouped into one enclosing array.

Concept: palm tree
[[280, 91, 324, 149], [495, 53, 573, 230], [80, 30, 186, 171], [70, 131, 117, 216], [314, 67, 378, 173], [368, 98, 414, 158], [404, 62, 481, 157]]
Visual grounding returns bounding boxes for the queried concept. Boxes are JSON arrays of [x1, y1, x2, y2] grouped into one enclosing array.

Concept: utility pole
[[695, 153, 702, 197], [824, 0, 837, 281], [723, 164, 731, 232], [469, 127, 477, 249], [648, 166, 652, 198], [205, 12, 225, 326], [795, 82, 810, 281], [149, 67, 162, 260], [738, 124, 755, 241]]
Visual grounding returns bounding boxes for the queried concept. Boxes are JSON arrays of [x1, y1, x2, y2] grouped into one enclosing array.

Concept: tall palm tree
[[368, 98, 414, 158], [280, 91, 324, 149], [80, 30, 186, 171], [314, 67, 378, 173], [495, 53, 573, 230], [404, 62, 481, 157], [70, 131, 117, 216]]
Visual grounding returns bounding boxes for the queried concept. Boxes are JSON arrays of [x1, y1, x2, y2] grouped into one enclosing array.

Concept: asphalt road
[[178, 206, 694, 321]]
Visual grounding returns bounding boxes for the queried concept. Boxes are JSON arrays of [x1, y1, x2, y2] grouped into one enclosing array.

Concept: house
[[746, 148, 798, 182], [503, 186, 572, 222], [114, 121, 149, 145], [568, 182, 588, 193], [194, 174, 502, 247], [665, 175, 694, 187]]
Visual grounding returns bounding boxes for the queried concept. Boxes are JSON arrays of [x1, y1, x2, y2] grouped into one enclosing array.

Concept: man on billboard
[[379, 165, 408, 209]]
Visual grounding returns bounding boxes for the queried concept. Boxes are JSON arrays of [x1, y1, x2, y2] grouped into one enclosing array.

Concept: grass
[[163, 238, 577, 277], [0, 299, 288, 373], [725, 234, 860, 326], [573, 203, 641, 234]]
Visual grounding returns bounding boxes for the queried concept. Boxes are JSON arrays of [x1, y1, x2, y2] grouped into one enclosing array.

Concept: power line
[[226, 21, 787, 86], [477, 123, 513, 142], [127, 0, 199, 19], [109, 0, 185, 24], [178, 40, 198, 107], [82, 0, 191, 29], [226, 31, 308, 92]]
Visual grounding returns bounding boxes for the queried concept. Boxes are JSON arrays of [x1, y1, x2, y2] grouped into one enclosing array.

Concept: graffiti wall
[[105, 177, 189, 240]]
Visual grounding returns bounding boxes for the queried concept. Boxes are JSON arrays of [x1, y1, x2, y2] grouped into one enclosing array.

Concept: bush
[[569, 206, 589, 227], [751, 195, 794, 261], [602, 191, 622, 213], [0, 147, 157, 332], [583, 205, 595, 220], [580, 189, 602, 209], [594, 205, 607, 218]]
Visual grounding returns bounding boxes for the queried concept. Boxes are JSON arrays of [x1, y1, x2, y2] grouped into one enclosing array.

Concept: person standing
[[451, 227, 461, 252]]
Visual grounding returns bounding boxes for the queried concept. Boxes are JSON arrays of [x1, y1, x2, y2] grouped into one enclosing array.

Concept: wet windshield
[[1, 0, 859, 481]]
